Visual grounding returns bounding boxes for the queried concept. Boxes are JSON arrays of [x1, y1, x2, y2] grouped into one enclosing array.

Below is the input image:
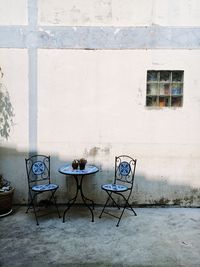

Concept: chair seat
[[101, 184, 128, 192], [32, 183, 58, 192]]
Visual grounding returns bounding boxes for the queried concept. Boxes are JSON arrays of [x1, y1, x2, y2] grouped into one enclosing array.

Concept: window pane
[[171, 97, 182, 107], [172, 71, 183, 82], [147, 71, 158, 82], [160, 71, 170, 82], [159, 97, 170, 107], [171, 83, 183, 95], [146, 96, 157, 106], [147, 84, 158, 95], [159, 83, 170, 95]]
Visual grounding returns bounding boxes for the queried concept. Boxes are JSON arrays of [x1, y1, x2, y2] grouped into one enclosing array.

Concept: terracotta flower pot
[[0, 187, 14, 217]]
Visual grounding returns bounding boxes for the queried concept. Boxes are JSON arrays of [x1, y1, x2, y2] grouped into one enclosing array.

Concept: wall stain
[[85, 146, 111, 157], [101, 146, 110, 154], [173, 198, 181, 205], [191, 188, 198, 194], [88, 147, 101, 157], [153, 198, 170, 205], [183, 196, 194, 205], [70, 6, 80, 14]]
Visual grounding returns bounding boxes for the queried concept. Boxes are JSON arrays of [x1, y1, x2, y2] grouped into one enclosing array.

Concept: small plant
[[79, 158, 87, 170], [0, 174, 12, 192], [72, 160, 79, 169], [0, 67, 14, 139]]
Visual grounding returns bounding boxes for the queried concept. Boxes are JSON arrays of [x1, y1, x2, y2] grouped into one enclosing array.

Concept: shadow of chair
[[99, 155, 137, 226], [25, 155, 61, 225]]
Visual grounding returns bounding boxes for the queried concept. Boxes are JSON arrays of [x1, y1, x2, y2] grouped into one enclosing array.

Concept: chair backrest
[[114, 155, 137, 187], [25, 155, 51, 185]]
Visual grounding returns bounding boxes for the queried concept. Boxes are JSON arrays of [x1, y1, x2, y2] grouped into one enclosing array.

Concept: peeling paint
[[114, 28, 120, 35]]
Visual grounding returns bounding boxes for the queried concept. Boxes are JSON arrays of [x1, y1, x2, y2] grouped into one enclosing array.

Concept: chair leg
[[107, 192, 120, 210], [51, 191, 61, 218], [116, 201, 129, 227], [32, 202, 39, 226], [28, 193, 39, 225], [121, 193, 137, 216], [26, 191, 33, 213], [100, 191, 137, 226], [26, 190, 61, 225], [126, 201, 137, 216], [99, 193, 112, 218], [115, 194, 137, 227], [26, 203, 31, 214], [116, 210, 124, 226]]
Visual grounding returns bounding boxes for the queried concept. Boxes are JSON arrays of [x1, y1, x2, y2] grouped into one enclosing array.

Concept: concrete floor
[[0, 206, 200, 267]]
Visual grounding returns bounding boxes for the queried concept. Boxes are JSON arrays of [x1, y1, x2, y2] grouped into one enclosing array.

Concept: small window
[[146, 70, 184, 108]]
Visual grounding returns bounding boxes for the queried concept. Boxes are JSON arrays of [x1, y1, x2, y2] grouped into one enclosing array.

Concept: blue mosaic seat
[[25, 155, 61, 225], [32, 183, 58, 192], [99, 155, 137, 227], [101, 184, 128, 192]]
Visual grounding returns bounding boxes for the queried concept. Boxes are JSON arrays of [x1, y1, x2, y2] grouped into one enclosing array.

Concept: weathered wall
[[0, 0, 200, 206], [38, 0, 200, 26]]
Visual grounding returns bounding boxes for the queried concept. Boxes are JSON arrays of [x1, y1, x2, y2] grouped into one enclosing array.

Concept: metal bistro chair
[[99, 155, 137, 227], [25, 155, 61, 225]]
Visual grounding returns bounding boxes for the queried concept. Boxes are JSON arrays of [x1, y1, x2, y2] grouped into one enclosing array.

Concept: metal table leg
[[63, 174, 94, 222]]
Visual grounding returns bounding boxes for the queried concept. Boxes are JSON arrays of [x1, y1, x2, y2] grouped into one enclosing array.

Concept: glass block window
[[146, 71, 184, 107]]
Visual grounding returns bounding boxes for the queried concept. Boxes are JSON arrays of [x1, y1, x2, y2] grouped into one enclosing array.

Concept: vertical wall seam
[[28, 0, 38, 155]]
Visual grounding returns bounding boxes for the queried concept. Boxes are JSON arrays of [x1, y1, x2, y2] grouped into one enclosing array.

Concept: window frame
[[146, 70, 184, 108]]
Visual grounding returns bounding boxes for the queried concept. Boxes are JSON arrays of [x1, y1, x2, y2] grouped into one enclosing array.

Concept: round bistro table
[[58, 165, 99, 223]]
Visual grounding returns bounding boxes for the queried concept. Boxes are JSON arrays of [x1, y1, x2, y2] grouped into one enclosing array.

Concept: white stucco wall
[[0, 0, 27, 25], [0, 0, 200, 206], [38, 0, 200, 26], [37, 49, 200, 205]]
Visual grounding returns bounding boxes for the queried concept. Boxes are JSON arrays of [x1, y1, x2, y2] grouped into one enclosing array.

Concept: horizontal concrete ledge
[[0, 26, 200, 49]]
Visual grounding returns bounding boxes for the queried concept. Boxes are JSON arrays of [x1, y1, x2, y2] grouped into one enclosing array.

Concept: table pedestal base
[[63, 175, 94, 223]]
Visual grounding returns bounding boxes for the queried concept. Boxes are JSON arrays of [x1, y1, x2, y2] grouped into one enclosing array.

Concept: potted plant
[[72, 159, 79, 169], [79, 158, 87, 170], [0, 174, 15, 217], [0, 67, 15, 217]]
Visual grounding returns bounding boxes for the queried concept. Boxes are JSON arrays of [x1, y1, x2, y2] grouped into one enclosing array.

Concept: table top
[[59, 165, 99, 176]]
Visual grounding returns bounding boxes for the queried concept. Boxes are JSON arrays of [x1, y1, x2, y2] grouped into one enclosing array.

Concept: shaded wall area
[[0, 145, 200, 207]]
